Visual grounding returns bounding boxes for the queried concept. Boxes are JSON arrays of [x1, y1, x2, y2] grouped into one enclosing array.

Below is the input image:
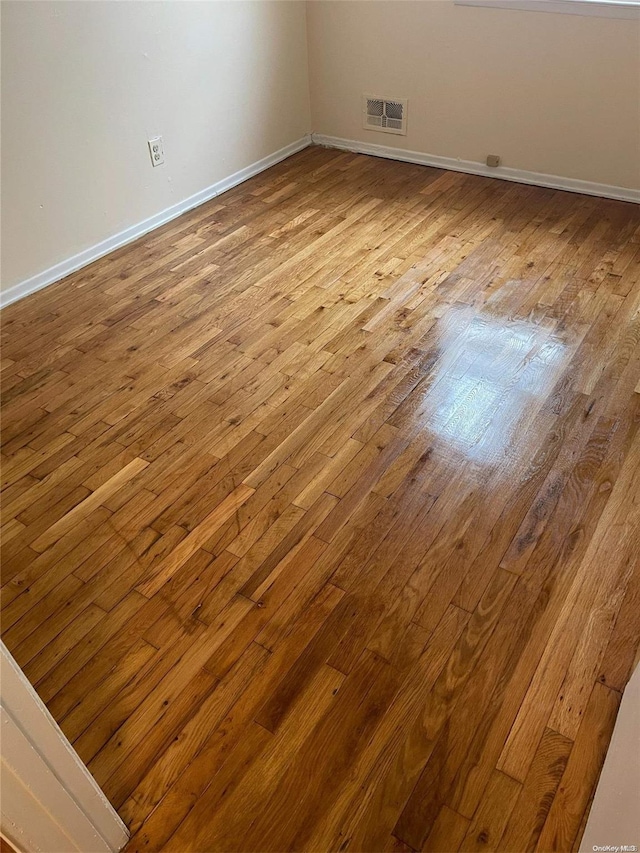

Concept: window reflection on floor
[[421, 308, 568, 466]]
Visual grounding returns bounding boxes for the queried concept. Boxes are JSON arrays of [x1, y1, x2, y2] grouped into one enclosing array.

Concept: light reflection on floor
[[420, 309, 568, 466]]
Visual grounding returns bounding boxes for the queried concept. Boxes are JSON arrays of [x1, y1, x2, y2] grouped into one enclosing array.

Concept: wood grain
[[2, 146, 639, 852]]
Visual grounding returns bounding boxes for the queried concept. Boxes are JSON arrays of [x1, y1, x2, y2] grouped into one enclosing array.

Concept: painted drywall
[[581, 664, 640, 851], [0, 0, 311, 292], [3, 0, 639, 299], [306, 0, 640, 191]]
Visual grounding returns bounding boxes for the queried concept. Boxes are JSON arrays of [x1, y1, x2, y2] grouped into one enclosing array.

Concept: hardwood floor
[[1, 145, 639, 852]]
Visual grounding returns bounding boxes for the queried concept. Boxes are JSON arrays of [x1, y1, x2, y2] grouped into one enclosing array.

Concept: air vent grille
[[363, 96, 407, 135]]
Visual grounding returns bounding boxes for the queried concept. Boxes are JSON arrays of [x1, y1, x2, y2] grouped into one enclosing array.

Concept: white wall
[[2, 0, 639, 299], [307, 0, 640, 191], [581, 664, 640, 852], [0, 0, 311, 292], [1, 642, 128, 853]]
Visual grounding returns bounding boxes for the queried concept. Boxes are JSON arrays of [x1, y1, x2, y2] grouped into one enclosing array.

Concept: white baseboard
[[312, 133, 640, 205], [4, 130, 636, 310], [0, 135, 312, 309]]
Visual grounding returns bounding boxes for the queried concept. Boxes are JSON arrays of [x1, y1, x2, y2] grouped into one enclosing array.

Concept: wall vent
[[363, 95, 407, 135]]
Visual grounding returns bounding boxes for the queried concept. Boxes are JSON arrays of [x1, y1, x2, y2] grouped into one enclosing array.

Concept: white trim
[[3, 129, 636, 311], [454, 0, 640, 18], [311, 134, 640, 204], [0, 135, 312, 309], [0, 642, 128, 853], [580, 665, 640, 851]]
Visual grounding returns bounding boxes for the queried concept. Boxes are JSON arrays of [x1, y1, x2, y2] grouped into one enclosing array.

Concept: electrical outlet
[[486, 154, 500, 168], [148, 136, 164, 167]]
